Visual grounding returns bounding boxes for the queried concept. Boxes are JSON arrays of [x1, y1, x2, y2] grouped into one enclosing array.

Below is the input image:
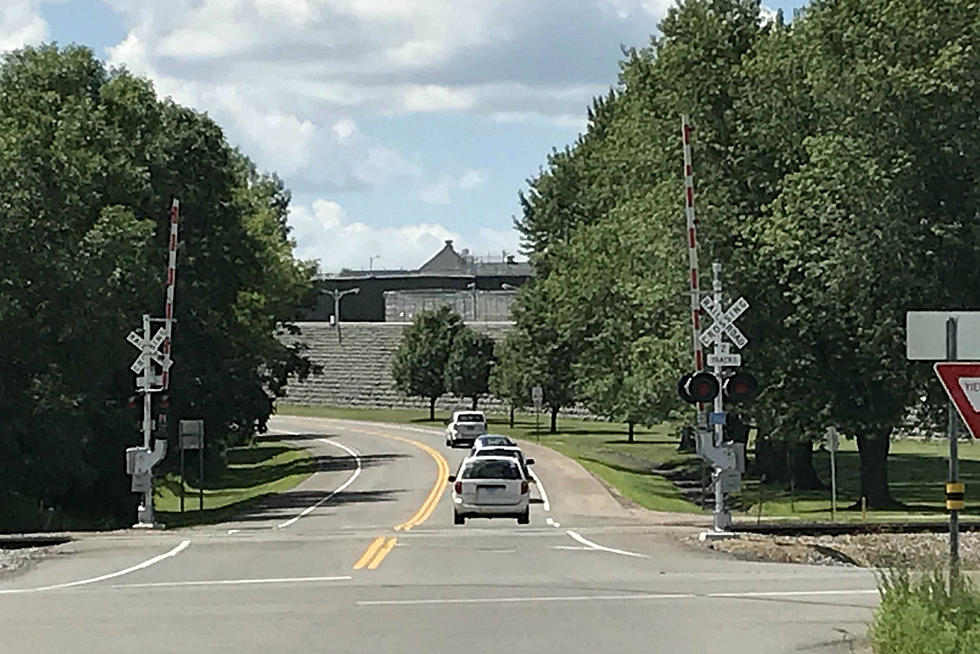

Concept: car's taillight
[[454, 481, 462, 494], [520, 481, 529, 494]]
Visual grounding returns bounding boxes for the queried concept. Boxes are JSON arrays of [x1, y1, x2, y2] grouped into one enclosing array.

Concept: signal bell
[[723, 371, 758, 403], [678, 372, 719, 404]]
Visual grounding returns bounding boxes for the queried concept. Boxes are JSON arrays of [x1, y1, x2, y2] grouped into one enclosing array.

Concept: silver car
[[449, 456, 530, 525]]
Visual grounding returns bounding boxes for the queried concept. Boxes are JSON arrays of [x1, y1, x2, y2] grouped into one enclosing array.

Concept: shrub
[[871, 567, 980, 654]]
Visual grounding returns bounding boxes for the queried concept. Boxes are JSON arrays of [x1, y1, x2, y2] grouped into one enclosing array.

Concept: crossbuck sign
[[127, 326, 171, 389], [700, 296, 749, 350]]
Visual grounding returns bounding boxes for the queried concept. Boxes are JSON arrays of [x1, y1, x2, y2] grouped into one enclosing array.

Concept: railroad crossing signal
[[127, 327, 172, 375], [700, 296, 749, 349]]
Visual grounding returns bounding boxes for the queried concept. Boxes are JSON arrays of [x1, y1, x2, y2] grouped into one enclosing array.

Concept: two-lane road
[[0, 415, 879, 653]]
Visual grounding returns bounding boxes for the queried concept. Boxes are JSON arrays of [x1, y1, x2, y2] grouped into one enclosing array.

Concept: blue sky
[[4, 0, 809, 272]]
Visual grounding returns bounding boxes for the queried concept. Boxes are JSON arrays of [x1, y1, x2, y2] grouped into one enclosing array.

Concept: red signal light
[[723, 371, 758, 403], [680, 372, 719, 404]]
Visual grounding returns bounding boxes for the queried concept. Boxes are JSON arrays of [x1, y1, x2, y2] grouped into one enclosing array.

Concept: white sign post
[[825, 426, 839, 521], [531, 386, 543, 441]]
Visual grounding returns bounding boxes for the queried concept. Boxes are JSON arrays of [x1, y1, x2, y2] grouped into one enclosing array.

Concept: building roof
[[420, 240, 470, 273], [329, 239, 531, 280]]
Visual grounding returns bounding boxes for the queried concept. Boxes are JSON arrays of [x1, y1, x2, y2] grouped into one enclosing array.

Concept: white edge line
[[271, 434, 362, 529], [709, 589, 881, 599], [0, 540, 190, 595], [566, 530, 648, 558], [528, 469, 550, 512], [112, 575, 352, 589], [355, 588, 880, 607], [358, 593, 696, 606]]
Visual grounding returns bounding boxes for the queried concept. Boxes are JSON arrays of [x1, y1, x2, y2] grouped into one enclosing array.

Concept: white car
[[470, 445, 534, 480], [445, 410, 487, 448], [449, 456, 530, 525]]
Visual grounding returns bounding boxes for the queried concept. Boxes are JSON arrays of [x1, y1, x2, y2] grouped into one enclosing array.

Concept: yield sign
[[934, 362, 980, 439], [700, 296, 749, 349]]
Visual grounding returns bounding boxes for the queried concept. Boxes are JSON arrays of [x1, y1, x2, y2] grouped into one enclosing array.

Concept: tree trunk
[[428, 397, 436, 421], [789, 440, 823, 491], [856, 430, 894, 508], [509, 405, 515, 429], [755, 436, 822, 489], [550, 406, 559, 433], [471, 396, 478, 410], [627, 422, 635, 443]]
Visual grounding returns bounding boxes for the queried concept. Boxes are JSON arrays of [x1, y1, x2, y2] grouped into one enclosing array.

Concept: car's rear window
[[480, 436, 511, 445], [457, 414, 485, 423], [476, 448, 520, 459], [462, 460, 521, 480]]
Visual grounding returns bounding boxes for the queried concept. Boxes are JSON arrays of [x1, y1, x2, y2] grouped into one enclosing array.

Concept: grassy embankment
[[278, 404, 980, 522], [153, 438, 315, 528]]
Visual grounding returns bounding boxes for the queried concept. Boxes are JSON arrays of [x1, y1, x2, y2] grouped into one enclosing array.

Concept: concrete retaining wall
[[280, 321, 517, 412]]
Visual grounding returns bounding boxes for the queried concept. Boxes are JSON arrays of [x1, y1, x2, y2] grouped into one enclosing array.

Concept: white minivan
[[449, 456, 530, 525]]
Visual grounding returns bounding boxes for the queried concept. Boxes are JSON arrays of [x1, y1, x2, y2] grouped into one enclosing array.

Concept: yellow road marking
[[391, 435, 449, 531], [337, 425, 449, 532], [295, 421, 449, 570], [353, 536, 386, 570], [366, 537, 397, 570]]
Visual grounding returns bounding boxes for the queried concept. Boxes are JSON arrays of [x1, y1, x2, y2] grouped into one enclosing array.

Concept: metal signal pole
[[946, 317, 960, 583]]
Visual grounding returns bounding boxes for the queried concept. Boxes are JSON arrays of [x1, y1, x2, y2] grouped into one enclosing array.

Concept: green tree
[[392, 306, 464, 419], [490, 330, 531, 427], [0, 44, 317, 529], [445, 328, 496, 409], [506, 281, 577, 432]]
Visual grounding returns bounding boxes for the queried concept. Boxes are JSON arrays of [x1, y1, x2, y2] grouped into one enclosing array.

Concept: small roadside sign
[[531, 386, 543, 411], [709, 411, 726, 425], [707, 353, 741, 367], [935, 363, 980, 439], [179, 420, 204, 450], [907, 312, 980, 360]]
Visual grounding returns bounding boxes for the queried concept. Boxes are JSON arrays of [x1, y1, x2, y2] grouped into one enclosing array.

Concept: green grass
[[277, 403, 980, 523], [153, 438, 315, 528], [739, 437, 980, 522]]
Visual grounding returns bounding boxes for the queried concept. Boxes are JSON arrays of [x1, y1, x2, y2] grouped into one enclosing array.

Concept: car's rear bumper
[[452, 496, 529, 517]]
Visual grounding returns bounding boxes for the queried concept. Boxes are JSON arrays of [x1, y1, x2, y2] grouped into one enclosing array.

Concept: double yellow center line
[[353, 536, 397, 570], [346, 425, 450, 571]]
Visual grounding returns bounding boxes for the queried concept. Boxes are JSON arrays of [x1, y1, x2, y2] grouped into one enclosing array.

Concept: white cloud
[[99, 0, 670, 197], [331, 118, 358, 142], [354, 147, 422, 187], [289, 198, 458, 271], [458, 169, 485, 190], [399, 84, 474, 113], [0, 1, 48, 52], [418, 169, 486, 204], [289, 199, 523, 273], [419, 177, 452, 205]]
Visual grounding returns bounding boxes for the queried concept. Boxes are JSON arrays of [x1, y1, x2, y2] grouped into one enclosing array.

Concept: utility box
[[131, 472, 151, 493], [125, 446, 151, 475]]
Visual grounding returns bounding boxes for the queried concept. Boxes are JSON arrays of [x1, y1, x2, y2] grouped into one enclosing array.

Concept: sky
[[2, 0, 809, 273]]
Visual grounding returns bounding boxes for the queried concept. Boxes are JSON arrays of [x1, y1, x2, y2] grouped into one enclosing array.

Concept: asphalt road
[[0, 415, 880, 653]]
